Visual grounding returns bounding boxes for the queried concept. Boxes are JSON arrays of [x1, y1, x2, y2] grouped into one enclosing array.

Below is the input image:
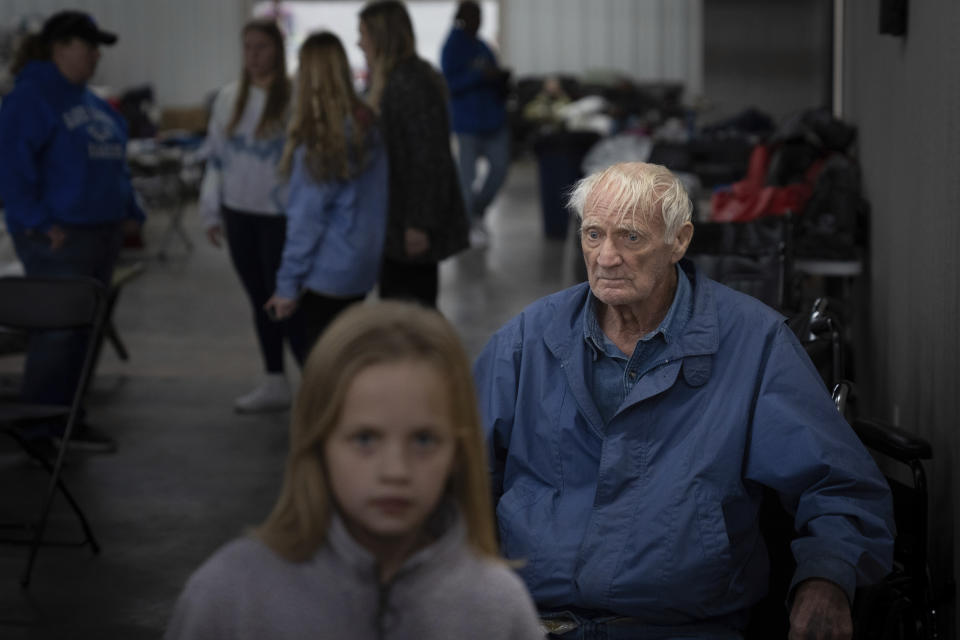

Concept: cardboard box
[[159, 106, 209, 135]]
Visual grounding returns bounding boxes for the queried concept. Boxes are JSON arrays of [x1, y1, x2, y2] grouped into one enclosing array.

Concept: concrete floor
[[0, 159, 582, 639]]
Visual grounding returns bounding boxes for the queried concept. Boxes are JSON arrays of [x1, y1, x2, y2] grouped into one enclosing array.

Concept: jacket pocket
[[690, 482, 735, 605], [496, 479, 551, 587]]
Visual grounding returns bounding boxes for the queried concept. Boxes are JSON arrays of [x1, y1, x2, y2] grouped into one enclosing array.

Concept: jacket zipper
[[377, 579, 392, 640]]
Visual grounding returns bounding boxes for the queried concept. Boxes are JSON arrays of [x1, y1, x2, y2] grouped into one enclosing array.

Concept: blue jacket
[[441, 28, 506, 135], [274, 135, 388, 299], [0, 61, 144, 233], [473, 260, 894, 629]]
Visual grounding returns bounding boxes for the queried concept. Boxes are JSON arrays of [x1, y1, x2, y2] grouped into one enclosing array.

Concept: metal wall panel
[[2, 0, 251, 106], [845, 0, 960, 632], [8, 0, 701, 104], [500, 0, 702, 97], [702, 0, 832, 122]]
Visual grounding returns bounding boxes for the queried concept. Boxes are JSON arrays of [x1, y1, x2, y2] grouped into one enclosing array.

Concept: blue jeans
[[455, 125, 510, 223], [11, 224, 123, 434]]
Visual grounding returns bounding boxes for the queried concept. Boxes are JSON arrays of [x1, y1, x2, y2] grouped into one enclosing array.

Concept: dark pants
[[379, 258, 439, 308], [541, 610, 744, 639], [299, 292, 364, 359], [12, 224, 123, 434], [223, 207, 309, 370]]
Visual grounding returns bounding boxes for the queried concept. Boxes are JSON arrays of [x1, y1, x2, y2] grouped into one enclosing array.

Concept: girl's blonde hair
[[278, 31, 374, 182], [227, 19, 291, 138], [358, 1, 416, 111], [256, 301, 499, 562]]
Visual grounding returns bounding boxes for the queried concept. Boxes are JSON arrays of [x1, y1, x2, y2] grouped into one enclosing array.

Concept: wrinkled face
[[243, 29, 278, 83], [325, 360, 456, 552], [52, 38, 100, 85], [580, 190, 692, 310], [357, 20, 375, 68]]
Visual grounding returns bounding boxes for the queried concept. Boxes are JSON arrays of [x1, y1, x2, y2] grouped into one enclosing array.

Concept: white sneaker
[[234, 374, 291, 414], [469, 225, 489, 249]]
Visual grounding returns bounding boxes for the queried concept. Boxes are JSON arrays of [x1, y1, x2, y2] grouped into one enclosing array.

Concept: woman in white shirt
[[200, 19, 306, 413]]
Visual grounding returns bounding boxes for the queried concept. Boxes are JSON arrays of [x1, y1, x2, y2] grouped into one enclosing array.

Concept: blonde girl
[[166, 301, 544, 639], [200, 19, 306, 414], [264, 32, 388, 353]]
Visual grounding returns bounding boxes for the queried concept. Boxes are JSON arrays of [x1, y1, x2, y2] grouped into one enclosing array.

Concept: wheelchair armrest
[[852, 418, 933, 462]]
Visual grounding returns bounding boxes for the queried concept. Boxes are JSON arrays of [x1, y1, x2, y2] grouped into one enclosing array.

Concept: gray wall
[[500, 0, 702, 98], [844, 0, 959, 631], [702, 0, 831, 123], [1, 0, 253, 106], [5, 0, 705, 107]]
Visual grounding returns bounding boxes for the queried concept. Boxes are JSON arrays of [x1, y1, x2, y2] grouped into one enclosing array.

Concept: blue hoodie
[[0, 60, 144, 233], [441, 28, 506, 135]]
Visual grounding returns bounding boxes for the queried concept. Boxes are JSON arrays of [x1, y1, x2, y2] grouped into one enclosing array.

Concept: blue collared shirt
[[584, 264, 693, 423]]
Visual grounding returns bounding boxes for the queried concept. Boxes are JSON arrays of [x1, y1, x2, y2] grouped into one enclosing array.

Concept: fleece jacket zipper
[[376, 578, 393, 640]]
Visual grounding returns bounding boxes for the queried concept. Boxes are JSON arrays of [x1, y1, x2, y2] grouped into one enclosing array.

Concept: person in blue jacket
[[0, 10, 144, 453], [473, 162, 895, 639], [441, 1, 510, 249], [264, 32, 387, 350]]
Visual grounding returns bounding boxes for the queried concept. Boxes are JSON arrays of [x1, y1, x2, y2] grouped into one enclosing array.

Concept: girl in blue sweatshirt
[[0, 10, 144, 451], [264, 32, 388, 351]]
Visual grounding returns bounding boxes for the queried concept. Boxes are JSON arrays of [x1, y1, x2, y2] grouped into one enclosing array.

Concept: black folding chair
[[0, 276, 108, 587]]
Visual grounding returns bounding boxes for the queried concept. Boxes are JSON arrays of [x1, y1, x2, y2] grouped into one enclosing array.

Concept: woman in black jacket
[[358, 0, 469, 308]]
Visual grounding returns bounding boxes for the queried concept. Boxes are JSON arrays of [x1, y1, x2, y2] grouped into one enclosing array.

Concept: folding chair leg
[[20, 435, 101, 588], [105, 321, 129, 361], [158, 203, 193, 259], [175, 217, 194, 251], [21, 442, 102, 551]]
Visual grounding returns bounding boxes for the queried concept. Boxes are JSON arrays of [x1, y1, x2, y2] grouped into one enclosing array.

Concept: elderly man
[[473, 162, 894, 639]]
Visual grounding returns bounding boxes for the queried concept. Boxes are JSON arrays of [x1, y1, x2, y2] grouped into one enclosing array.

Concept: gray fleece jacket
[[165, 512, 544, 640]]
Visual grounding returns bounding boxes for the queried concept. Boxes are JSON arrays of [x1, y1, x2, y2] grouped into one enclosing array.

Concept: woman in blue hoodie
[[0, 11, 144, 452], [264, 32, 388, 352]]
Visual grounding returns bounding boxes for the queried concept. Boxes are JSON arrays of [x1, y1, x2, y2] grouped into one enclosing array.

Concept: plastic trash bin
[[533, 131, 600, 239]]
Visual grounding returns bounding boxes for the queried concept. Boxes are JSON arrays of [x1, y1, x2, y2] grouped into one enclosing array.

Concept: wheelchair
[[686, 212, 940, 638], [744, 299, 940, 639]]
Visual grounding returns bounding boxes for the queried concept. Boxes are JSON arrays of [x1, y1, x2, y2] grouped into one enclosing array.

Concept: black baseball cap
[[41, 10, 118, 46]]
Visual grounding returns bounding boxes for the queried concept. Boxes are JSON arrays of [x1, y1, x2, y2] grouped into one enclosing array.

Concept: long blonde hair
[[358, 1, 416, 110], [278, 31, 374, 182], [227, 19, 291, 138], [256, 301, 499, 562]]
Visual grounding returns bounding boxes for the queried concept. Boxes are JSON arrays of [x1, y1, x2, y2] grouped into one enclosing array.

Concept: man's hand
[[404, 228, 430, 257], [206, 224, 223, 248], [789, 579, 853, 640], [122, 218, 142, 236], [45, 225, 67, 250]]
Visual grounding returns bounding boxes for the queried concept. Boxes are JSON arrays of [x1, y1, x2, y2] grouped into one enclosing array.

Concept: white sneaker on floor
[[469, 225, 489, 249], [234, 374, 291, 414]]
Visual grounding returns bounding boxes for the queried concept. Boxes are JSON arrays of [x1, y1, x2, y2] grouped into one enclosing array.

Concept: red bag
[[710, 144, 821, 223]]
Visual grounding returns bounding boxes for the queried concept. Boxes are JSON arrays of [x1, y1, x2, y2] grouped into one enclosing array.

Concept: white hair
[[567, 162, 693, 243]]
